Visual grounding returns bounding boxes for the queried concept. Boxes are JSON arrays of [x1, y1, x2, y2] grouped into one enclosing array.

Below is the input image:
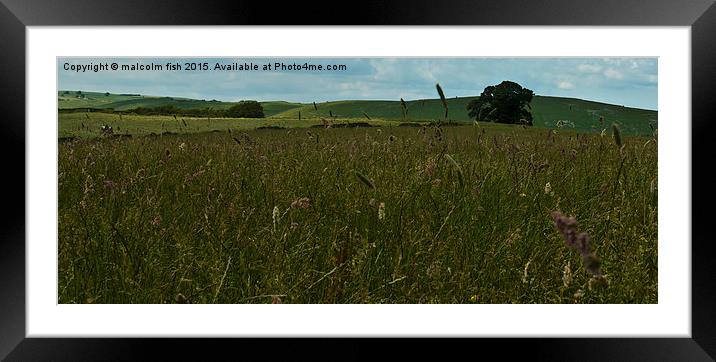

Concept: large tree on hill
[[466, 81, 534, 125], [226, 101, 264, 118]]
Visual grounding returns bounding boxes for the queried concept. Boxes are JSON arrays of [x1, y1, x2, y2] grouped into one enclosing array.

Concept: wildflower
[[469, 295, 478, 303], [179, 142, 186, 151], [519, 192, 527, 197], [83, 174, 94, 195], [272, 206, 280, 231], [563, 262, 572, 288], [103, 180, 116, 190], [544, 182, 552, 195], [551, 211, 603, 278], [574, 289, 585, 299], [291, 197, 310, 209], [378, 202, 386, 220], [425, 158, 436, 176]]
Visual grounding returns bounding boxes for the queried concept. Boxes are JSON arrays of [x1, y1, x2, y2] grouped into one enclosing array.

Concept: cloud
[[557, 81, 575, 90], [577, 64, 601, 73], [603, 68, 624, 80]]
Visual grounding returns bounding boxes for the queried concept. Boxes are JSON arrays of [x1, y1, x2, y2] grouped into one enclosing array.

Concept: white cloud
[[603, 68, 624, 79], [577, 64, 601, 73], [558, 81, 575, 89]]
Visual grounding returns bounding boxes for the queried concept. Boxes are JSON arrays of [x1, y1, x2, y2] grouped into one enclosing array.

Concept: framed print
[[2, 0, 716, 360]]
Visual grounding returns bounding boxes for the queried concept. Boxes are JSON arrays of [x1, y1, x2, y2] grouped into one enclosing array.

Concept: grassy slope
[[274, 96, 657, 135], [59, 91, 657, 135], [58, 91, 303, 117]]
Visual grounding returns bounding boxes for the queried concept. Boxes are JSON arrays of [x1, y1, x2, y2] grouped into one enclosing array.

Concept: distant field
[[59, 91, 657, 135], [58, 113, 409, 139]]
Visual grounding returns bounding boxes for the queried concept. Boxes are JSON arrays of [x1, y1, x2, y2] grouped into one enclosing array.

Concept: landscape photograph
[[57, 57, 658, 304]]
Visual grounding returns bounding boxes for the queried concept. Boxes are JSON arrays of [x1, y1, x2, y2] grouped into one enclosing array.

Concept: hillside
[[58, 91, 657, 135], [58, 91, 303, 117], [273, 96, 657, 135]]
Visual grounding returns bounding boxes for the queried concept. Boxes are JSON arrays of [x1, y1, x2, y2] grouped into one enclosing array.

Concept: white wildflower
[[563, 262, 572, 288], [272, 206, 280, 231], [574, 289, 585, 299]]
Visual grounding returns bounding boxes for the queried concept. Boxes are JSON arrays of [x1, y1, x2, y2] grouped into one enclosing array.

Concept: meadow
[[58, 112, 401, 139], [58, 121, 657, 304]]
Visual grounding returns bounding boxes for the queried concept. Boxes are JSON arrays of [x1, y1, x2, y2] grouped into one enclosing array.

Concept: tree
[[466, 81, 534, 125], [226, 101, 264, 118]]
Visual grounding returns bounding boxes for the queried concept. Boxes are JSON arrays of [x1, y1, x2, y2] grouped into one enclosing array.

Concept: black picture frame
[[2, 0, 715, 360]]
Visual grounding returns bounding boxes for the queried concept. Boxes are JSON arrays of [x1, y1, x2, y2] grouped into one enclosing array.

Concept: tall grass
[[58, 124, 657, 304], [436, 83, 448, 120]]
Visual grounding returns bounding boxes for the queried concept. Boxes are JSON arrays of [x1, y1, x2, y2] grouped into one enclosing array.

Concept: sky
[[58, 57, 658, 110]]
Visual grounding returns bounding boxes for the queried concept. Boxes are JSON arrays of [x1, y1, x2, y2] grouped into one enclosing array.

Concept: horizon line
[[58, 89, 658, 112]]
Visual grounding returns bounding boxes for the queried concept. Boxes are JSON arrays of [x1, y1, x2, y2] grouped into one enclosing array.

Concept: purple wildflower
[[552, 211, 603, 277]]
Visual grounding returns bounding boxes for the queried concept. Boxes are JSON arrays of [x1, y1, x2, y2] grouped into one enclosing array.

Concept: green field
[[58, 124, 657, 304], [58, 113, 404, 139], [59, 91, 657, 135]]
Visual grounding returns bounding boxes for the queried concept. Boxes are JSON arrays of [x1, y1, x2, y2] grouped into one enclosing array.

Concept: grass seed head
[[291, 197, 311, 209], [436, 83, 448, 119], [612, 123, 623, 148], [444, 154, 464, 188]]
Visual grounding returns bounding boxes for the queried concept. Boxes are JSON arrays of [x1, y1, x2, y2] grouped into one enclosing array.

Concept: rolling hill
[[58, 91, 657, 135], [58, 91, 303, 117]]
